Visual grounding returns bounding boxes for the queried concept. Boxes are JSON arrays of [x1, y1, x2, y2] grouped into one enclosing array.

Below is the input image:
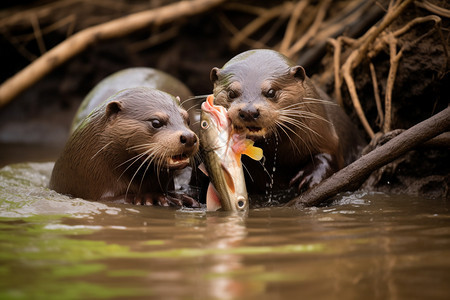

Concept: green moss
[[51, 263, 106, 278], [141, 240, 165, 246], [107, 269, 149, 277], [0, 281, 146, 300]]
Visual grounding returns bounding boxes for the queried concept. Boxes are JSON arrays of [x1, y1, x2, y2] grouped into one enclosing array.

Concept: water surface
[[1, 163, 449, 299]]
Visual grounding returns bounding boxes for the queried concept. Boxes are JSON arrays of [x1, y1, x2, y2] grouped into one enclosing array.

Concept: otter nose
[[239, 106, 260, 121], [180, 131, 197, 148]]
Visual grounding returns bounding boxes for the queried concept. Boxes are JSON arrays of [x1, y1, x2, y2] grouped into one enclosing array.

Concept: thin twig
[[369, 62, 384, 128], [342, 50, 375, 138], [286, 0, 332, 58], [384, 33, 403, 133], [218, 13, 268, 49], [328, 38, 343, 106], [279, 0, 309, 56], [230, 2, 292, 50], [127, 25, 181, 53], [30, 13, 47, 55], [414, 0, 450, 18]]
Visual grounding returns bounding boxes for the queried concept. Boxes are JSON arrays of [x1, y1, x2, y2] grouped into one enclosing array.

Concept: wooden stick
[[286, 106, 450, 208], [0, 0, 225, 108], [329, 38, 343, 106], [369, 62, 384, 127], [383, 33, 403, 133], [230, 2, 292, 50], [342, 50, 375, 138], [286, 0, 331, 58], [279, 0, 309, 56]]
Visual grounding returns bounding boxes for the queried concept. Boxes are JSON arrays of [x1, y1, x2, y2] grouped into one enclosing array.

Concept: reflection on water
[[1, 163, 450, 299]]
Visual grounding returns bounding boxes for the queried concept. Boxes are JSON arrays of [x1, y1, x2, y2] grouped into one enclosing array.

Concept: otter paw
[[126, 193, 200, 208], [289, 153, 335, 192], [167, 193, 201, 208]]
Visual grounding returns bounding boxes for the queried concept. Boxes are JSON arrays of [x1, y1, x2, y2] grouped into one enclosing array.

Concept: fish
[[199, 95, 263, 211]]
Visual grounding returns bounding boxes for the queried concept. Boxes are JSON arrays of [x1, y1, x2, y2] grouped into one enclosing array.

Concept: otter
[[71, 67, 193, 132], [210, 49, 365, 200], [50, 87, 199, 206]]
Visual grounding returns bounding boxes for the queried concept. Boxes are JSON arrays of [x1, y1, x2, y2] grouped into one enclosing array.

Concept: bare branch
[[0, 0, 225, 108]]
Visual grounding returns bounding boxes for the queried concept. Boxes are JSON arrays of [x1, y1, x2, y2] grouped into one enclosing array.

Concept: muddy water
[[1, 163, 449, 300]]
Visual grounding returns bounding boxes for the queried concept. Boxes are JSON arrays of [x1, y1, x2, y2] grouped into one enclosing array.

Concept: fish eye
[[237, 200, 245, 208], [201, 120, 209, 129], [236, 197, 246, 210]]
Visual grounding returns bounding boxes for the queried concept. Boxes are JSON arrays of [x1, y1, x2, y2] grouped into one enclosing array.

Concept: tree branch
[[286, 106, 450, 208], [0, 0, 225, 108]]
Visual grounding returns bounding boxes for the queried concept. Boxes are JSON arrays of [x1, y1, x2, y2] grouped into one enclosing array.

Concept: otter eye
[[265, 89, 276, 99], [201, 120, 209, 129], [151, 119, 163, 128], [228, 90, 238, 99]]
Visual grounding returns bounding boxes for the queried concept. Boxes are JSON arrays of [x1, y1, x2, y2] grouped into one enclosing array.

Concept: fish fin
[[198, 163, 208, 176], [242, 139, 264, 161], [206, 184, 221, 211], [221, 163, 235, 193]]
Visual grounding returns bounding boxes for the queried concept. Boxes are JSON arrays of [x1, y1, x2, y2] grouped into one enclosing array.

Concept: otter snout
[[239, 105, 260, 122], [180, 131, 197, 147]]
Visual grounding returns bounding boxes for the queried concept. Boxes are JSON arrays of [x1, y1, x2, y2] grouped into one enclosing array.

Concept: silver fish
[[199, 95, 263, 211]]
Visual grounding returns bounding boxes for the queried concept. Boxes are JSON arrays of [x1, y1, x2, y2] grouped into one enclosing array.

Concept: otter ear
[[290, 66, 306, 82], [210, 67, 220, 83], [105, 101, 122, 120]]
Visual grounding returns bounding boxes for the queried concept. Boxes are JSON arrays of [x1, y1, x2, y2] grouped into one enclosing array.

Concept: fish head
[[199, 95, 230, 151]]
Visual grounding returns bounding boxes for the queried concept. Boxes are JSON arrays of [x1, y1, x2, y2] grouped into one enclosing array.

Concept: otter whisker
[[127, 151, 153, 201], [275, 119, 311, 158], [303, 97, 337, 105], [278, 105, 332, 124], [118, 144, 163, 181], [117, 144, 156, 170], [278, 115, 323, 138], [276, 120, 314, 161], [277, 115, 314, 136], [118, 148, 153, 181], [137, 146, 165, 197], [279, 111, 332, 126], [274, 120, 303, 157], [181, 95, 208, 106], [185, 105, 201, 114], [126, 143, 154, 151], [125, 144, 165, 199], [90, 141, 112, 160]]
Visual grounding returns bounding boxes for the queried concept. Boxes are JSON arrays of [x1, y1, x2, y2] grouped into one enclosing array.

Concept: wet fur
[[50, 87, 198, 202], [211, 49, 365, 194]]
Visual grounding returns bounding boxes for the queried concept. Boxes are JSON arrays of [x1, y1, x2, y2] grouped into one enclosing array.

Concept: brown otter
[[71, 67, 193, 132], [210, 49, 365, 200], [50, 87, 199, 206]]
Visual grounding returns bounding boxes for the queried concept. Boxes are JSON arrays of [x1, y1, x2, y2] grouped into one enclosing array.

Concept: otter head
[[210, 49, 307, 140], [104, 87, 199, 170]]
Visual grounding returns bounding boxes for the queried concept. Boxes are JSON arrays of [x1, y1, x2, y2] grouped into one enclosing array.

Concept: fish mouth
[[166, 154, 190, 169]]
